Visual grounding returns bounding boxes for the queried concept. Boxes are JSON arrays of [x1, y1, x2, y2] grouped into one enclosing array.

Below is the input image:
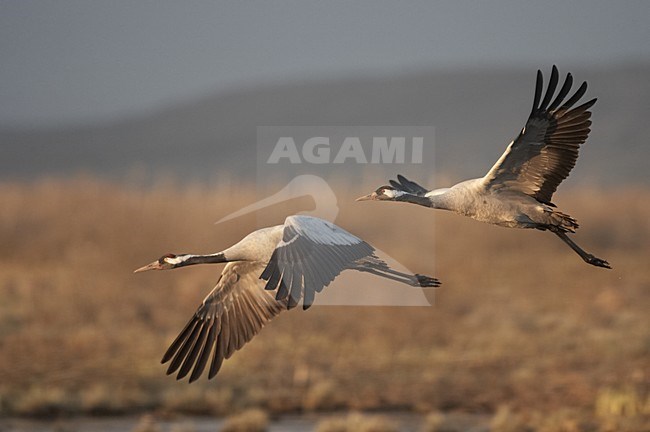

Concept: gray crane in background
[[358, 66, 610, 269]]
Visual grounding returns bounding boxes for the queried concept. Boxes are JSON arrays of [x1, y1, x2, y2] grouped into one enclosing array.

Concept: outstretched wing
[[482, 65, 597, 205], [389, 174, 428, 196], [162, 261, 285, 382], [260, 215, 375, 310]]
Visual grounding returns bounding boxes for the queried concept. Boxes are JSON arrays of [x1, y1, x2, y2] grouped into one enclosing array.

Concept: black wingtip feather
[[165, 319, 201, 374], [275, 279, 289, 301], [259, 250, 278, 281], [177, 321, 210, 380], [561, 81, 588, 111], [539, 66, 559, 112], [548, 73, 573, 112], [189, 322, 217, 383], [161, 316, 197, 364], [391, 174, 428, 195], [303, 286, 315, 310], [287, 294, 299, 309], [263, 263, 282, 291], [208, 349, 224, 379], [532, 70, 543, 113], [578, 97, 597, 112]]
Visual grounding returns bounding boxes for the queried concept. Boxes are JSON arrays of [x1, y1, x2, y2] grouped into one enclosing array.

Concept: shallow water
[[2, 415, 308, 432], [0, 412, 490, 432]]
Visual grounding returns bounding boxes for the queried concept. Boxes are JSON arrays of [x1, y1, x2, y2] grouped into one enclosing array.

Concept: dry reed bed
[[0, 178, 647, 430]]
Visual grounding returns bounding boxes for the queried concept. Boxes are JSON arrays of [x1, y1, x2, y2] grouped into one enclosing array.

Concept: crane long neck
[[398, 190, 452, 210], [397, 193, 434, 207], [175, 252, 228, 268], [426, 194, 452, 210]]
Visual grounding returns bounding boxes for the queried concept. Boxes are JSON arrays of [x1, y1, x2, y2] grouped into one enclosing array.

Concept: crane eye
[[160, 253, 176, 263]]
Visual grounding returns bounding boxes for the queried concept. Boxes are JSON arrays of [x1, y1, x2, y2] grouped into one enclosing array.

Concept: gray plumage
[[359, 66, 610, 269], [135, 215, 440, 382]]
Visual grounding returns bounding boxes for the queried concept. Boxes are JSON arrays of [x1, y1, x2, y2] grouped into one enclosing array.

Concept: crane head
[[134, 253, 181, 273], [356, 185, 403, 202]]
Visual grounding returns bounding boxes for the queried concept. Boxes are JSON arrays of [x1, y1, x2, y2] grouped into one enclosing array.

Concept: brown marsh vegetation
[[0, 177, 648, 430]]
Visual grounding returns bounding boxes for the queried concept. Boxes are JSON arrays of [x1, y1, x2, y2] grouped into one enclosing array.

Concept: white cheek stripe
[[385, 190, 405, 199], [165, 256, 186, 265]]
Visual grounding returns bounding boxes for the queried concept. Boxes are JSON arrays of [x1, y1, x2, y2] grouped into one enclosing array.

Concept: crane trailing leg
[[353, 257, 441, 287], [547, 226, 611, 269]]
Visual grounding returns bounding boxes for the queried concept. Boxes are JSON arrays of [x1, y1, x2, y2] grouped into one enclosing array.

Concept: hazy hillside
[[2, 64, 649, 185]]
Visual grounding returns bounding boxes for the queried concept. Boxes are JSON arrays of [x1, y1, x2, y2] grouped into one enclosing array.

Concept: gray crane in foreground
[[134, 215, 439, 382], [358, 66, 610, 269]]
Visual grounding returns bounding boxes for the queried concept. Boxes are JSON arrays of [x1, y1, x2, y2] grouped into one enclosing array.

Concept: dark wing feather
[[161, 261, 285, 382], [389, 174, 428, 196], [260, 215, 375, 310], [482, 66, 596, 205]]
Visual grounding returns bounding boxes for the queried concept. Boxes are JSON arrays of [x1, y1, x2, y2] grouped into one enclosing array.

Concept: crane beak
[[134, 260, 162, 273], [356, 192, 376, 202]]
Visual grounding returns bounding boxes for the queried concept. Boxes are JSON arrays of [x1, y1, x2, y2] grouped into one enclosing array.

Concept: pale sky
[[1, 1, 649, 128]]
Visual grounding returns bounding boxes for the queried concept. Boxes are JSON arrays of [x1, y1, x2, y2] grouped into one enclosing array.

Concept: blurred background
[[1, 2, 648, 431]]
